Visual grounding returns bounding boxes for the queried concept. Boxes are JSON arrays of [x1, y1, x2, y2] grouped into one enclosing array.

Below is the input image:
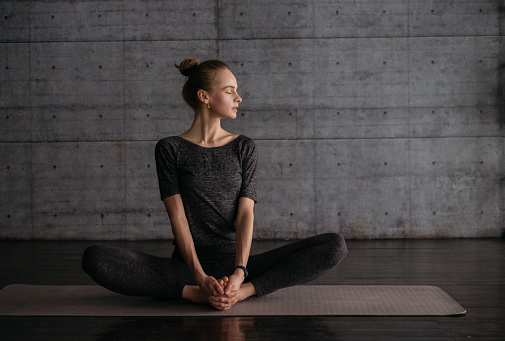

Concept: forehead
[[214, 69, 237, 87]]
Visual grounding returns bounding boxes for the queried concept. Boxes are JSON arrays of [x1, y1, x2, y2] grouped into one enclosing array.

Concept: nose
[[235, 92, 242, 103]]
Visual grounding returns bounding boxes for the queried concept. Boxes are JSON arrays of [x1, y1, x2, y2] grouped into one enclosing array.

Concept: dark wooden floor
[[1, 238, 504, 340]]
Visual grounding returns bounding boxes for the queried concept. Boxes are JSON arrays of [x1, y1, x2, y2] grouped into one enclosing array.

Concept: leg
[[82, 244, 194, 300], [246, 233, 347, 297]]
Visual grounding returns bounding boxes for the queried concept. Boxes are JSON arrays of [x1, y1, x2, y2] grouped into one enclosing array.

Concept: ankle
[[182, 285, 207, 304], [238, 282, 256, 301]]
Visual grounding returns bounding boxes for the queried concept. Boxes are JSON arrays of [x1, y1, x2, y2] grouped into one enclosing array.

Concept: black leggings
[[82, 233, 347, 299]]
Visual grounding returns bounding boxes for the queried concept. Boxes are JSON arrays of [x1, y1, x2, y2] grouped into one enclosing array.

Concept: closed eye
[[223, 85, 237, 93]]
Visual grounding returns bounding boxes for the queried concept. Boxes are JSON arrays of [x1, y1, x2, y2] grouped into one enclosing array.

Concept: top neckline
[[176, 134, 243, 150]]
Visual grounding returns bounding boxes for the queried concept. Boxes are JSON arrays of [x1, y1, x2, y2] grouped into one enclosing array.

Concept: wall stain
[[115, 141, 124, 164]]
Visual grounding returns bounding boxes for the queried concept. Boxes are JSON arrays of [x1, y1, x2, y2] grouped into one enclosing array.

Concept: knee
[[321, 232, 348, 264], [82, 245, 104, 275]]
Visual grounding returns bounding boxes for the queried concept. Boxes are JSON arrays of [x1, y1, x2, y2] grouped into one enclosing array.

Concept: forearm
[[235, 197, 255, 269], [172, 219, 206, 283], [222, 198, 254, 296], [235, 214, 253, 268], [164, 195, 206, 283]]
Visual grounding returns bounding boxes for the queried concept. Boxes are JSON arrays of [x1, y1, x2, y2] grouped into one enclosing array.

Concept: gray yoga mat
[[0, 284, 466, 316]]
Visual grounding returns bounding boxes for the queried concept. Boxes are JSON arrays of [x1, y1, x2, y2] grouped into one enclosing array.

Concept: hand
[[208, 292, 238, 310], [209, 276, 239, 311], [209, 267, 245, 310], [224, 268, 245, 296], [197, 275, 225, 298], [217, 277, 229, 289]]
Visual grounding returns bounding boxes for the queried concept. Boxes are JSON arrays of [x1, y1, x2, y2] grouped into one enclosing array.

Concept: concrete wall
[[1, 0, 504, 240]]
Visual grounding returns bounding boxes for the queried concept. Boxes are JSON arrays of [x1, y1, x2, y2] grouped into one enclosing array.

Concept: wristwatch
[[235, 265, 248, 278]]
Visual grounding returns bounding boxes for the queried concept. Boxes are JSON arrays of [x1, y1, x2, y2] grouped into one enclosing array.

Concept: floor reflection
[[93, 316, 342, 340], [94, 316, 253, 341]]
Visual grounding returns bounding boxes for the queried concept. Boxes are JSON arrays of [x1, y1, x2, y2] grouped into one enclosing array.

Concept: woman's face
[[207, 69, 242, 119]]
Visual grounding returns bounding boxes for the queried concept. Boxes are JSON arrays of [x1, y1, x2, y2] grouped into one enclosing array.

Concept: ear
[[197, 89, 209, 105]]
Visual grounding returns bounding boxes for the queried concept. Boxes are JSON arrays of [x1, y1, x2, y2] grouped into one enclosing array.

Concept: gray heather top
[[155, 135, 258, 249]]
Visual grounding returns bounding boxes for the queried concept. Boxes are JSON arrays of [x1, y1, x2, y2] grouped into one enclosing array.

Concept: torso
[[155, 134, 257, 249]]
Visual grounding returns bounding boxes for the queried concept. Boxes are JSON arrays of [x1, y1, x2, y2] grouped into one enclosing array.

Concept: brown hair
[[175, 58, 229, 110]]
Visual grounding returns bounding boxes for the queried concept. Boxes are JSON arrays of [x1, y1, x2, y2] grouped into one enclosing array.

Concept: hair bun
[[176, 58, 199, 76]]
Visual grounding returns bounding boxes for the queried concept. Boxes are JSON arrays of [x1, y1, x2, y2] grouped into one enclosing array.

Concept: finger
[[213, 281, 224, 295], [208, 278, 223, 296], [224, 283, 236, 295], [209, 295, 230, 304], [210, 295, 238, 310], [222, 297, 237, 309], [208, 296, 223, 303], [208, 297, 222, 309], [227, 289, 239, 298], [210, 295, 235, 308], [216, 304, 229, 311], [209, 300, 222, 310], [227, 294, 238, 303], [209, 299, 230, 311]]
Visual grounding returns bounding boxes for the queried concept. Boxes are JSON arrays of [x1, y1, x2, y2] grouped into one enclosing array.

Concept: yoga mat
[[0, 284, 466, 316]]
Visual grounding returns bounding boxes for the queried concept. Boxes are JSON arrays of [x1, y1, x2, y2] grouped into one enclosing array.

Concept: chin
[[224, 112, 237, 120]]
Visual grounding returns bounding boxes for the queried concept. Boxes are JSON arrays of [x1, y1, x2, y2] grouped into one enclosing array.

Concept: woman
[[82, 58, 347, 311]]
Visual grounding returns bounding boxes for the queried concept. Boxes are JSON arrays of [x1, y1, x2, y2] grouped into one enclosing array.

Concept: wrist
[[194, 271, 207, 285], [235, 265, 248, 279]]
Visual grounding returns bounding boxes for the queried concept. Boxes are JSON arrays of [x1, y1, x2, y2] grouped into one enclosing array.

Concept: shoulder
[[155, 136, 183, 160], [236, 135, 257, 159], [237, 135, 256, 148], [156, 136, 182, 150]]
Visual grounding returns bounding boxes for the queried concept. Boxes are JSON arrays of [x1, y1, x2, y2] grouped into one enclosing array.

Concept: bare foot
[[215, 277, 256, 303], [217, 276, 229, 288], [182, 285, 209, 304], [185, 277, 254, 310], [208, 276, 239, 310], [237, 282, 256, 302]]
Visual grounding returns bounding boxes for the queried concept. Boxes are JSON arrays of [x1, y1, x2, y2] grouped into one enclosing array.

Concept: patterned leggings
[[82, 233, 347, 299]]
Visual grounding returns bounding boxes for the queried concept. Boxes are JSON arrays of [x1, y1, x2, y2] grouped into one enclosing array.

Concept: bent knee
[[321, 232, 348, 263], [82, 245, 106, 274]]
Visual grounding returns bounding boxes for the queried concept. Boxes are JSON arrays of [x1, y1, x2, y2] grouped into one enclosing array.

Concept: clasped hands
[[200, 272, 244, 311]]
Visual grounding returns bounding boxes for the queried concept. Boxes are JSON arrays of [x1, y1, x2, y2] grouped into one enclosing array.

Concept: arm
[[224, 196, 255, 295], [163, 194, 224, 297]]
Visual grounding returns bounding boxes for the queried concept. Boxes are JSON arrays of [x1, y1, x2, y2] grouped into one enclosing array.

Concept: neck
[[182, 108, 227, 146]]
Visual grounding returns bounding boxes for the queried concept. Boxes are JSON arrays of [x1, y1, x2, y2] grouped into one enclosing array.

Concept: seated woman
[[82, 58, 347, 310]]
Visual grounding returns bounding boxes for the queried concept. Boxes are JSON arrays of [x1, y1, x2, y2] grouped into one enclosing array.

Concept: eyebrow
[[222, 85, 237, 90]]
